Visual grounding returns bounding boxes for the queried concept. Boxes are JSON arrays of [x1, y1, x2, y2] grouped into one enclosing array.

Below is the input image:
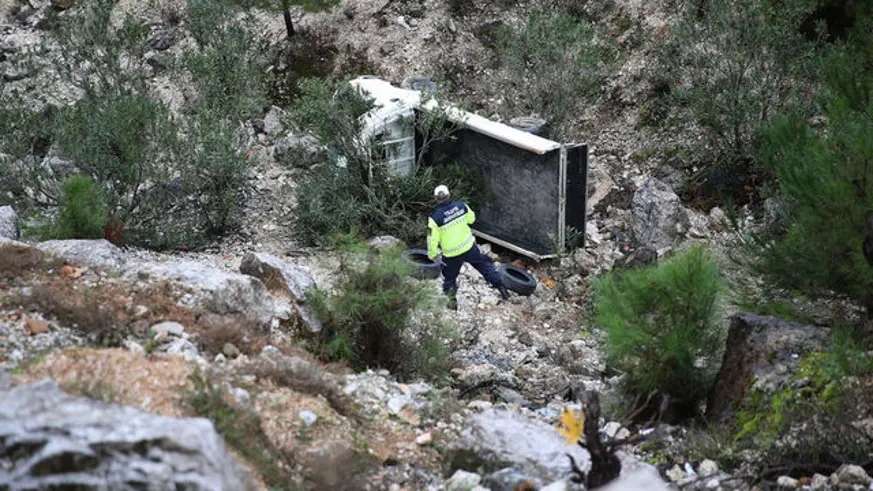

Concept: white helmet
[[433, 184, 450, 199]]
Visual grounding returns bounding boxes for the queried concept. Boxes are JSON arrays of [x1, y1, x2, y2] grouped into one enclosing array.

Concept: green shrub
[[492, 8, 615, 140], [307, 245, 456, 382], [55, 175, 106, 239], [0, 0, 262, 249], [594, 246, 723, 404], [659, 0, 818, 172], [745, 17, 873, 313], [184, 0, 266, 120]]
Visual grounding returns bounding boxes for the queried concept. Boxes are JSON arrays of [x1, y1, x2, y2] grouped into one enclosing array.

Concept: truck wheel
[[509, 117, 549, 137], [402, 248, 443, 279], [401, 76, 438, 93], [498, 264, 537, 296]]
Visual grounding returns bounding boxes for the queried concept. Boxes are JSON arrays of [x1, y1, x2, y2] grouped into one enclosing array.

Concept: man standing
[[428, 184, 509, 310]]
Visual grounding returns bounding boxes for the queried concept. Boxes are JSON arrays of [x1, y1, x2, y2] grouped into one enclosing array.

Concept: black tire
[[402, 248, 443, 279], [508, 116, 550, 137], [498, 264, 537, 296], [401, 76, 438, 94]]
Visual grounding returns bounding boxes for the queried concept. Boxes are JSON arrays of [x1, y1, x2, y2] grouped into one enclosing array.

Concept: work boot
[[497, 283, 510, 300]]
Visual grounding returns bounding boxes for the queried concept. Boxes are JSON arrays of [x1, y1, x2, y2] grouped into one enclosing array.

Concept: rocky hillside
[[2, 0, 873, 490]]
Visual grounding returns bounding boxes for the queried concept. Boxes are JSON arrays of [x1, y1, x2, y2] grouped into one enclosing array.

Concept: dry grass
[[0, 242, 62, 280], [185, 370, 295, 491], [247, 355, 359, 419], [3, 267, 271, 356], [195, 313, 269, 358]]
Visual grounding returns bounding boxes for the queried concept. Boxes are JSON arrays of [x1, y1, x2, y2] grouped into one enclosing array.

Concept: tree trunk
[[281, 0, 295, 38]]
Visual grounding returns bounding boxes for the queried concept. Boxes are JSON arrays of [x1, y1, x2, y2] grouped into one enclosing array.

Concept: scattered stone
[[776, 475, 799, 488], [415, 431, 433, 446], [214, 353, 226, 363], [467, 400, 493, 411], [147, 26, 180, 51], [0, 379, 251, 489], [494, 386, 531, 407], [24, 316, 49, 335], [540, 480, 572, 491], [665, 464, 685, 482], [698, 459, 719, 478], [149, 321, 185, 338], [299, 410, 318, 426], [132, 305, 149, 319], [260, 345, 280, 357], [262, 106, 284, 135], [0, 369, 11, 390], [367, 235, 403, 250], [122, 339, 145, 355], [446, 470, 482, 491], [835, 464, 871, 486], [631, 177, 690, 252], [810, 474, 828, 490], [153, 330, 168, 344], [222, 342, 241, 359], [164, 338, 199, 360], [602, 421, 623, 439], [0, 205, 19, 240], [230, 387, 250, 407]]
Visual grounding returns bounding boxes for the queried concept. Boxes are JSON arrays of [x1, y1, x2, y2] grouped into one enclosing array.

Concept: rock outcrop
[[37, 239, 126, 270], [447, 408, 588, 484], [632, 177, 689, 253], [0, 379, 252, 490], [132, 259, 292, 326], [707, 313, 830, 422], [238, 252, 322, 332]]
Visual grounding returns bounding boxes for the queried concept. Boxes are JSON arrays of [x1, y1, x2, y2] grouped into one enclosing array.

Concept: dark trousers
[[442, 245, 501, 293]]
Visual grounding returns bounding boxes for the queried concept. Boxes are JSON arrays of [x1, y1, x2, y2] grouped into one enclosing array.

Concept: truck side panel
[[440, 129, 563, 256]]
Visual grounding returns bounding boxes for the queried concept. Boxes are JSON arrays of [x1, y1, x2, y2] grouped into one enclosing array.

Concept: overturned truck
[[346, 77, 588, 260]]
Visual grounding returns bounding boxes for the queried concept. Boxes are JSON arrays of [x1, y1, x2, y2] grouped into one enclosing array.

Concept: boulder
[[239, 252, 322, 332], [631, 178, 689, 253], [447, 409, 669, 490], [367, 235, 403, 250], [0, 205, 18, 240], [239, 252, 314, 300], [262, 106, 284, 135], [0, 379, 251, 490], [131, 260, 290, 326], [706, 313, 830, 422], [446, 408, 590, 483], [37, 239, 126, 270]]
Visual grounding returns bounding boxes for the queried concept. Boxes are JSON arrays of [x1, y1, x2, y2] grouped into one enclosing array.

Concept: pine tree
[[750, 13, 873, 313]]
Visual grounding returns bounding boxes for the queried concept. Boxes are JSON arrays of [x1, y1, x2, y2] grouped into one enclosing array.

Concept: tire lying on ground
[[401, 75, 438, 94], [508, 116, 550, 138], [402, 248, 443, 279], [498, 264, 537, 296]]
